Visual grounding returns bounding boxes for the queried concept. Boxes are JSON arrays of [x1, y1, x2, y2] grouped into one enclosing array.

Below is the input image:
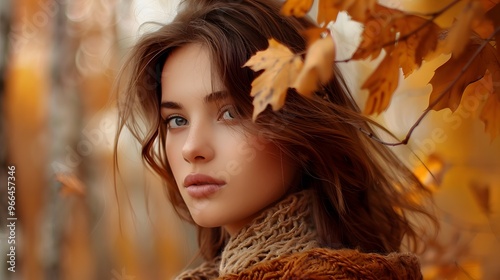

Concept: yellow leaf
[[479, 69, 500, 139], [343, 0, 376, 23], [301, 27, 329, 48], [469, 181, 492, 216], [281, 0, 313, 17], [428, 38, 495, 112], [293, 35, 336, 97], [244, 39, 303, 120], [485, 4, 500, 58], [362, 53, 400, 115], [317, 0, 340, 24], [443, 0, 484, 57], [352, 5, 403, 60], [479, 0, 500, 11]]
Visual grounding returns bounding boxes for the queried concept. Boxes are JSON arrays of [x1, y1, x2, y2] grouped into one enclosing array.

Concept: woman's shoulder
[[219, 247, 423, 280]]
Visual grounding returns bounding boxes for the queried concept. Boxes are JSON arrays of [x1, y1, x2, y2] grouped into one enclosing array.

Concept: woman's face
[[160, 44, 298, 235]]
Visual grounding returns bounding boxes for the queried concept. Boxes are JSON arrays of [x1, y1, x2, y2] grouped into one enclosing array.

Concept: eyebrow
[[160, 91, 229, 109]]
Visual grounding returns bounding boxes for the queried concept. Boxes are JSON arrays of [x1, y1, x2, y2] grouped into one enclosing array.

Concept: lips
[[183, 173, 226, 198]]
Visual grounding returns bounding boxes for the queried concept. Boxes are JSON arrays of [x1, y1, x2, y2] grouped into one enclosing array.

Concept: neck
[[218, 190, 319, 276]]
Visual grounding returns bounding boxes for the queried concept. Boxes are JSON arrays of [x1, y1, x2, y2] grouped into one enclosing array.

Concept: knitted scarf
[[175, 191, 422, 279]]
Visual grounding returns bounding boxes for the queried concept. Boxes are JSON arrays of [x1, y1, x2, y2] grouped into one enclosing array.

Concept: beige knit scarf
[[176, 190, 318, 279]]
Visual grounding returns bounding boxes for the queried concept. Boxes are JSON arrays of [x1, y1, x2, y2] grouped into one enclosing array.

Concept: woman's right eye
[[166, 116, 188, 128]]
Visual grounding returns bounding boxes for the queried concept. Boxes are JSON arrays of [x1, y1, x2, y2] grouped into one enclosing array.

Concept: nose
[[182, 121, 215, 163]]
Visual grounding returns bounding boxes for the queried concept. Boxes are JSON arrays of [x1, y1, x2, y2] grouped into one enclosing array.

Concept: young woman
[[115, 0, 434, 278]]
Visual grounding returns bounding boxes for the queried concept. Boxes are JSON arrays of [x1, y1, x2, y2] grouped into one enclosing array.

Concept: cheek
[[165, 134, 185, 178]]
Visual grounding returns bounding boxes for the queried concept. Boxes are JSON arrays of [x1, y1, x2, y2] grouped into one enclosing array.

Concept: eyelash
[[163, 104, 239, 129]]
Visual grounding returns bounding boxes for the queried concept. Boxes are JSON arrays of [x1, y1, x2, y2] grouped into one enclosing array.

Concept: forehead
[[161, 44, 222, 101]]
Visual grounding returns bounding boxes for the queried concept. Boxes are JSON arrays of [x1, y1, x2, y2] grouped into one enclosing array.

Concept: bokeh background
[[0, 0, 499, 279]]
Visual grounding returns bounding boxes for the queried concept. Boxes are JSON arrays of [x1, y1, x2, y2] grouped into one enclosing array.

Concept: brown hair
[[115, 0, 434, 261]]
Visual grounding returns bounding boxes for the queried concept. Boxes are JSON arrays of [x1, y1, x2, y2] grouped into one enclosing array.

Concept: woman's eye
[[220, 106, 238, 121], [166, 116, 188, 128], [222, 109, 234, 120]]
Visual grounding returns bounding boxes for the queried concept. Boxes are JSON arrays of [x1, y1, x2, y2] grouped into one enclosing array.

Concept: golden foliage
[[293, 35, 336, 96], [244, 39, 303, 120], [245, 36, 337, 119], [281, 0, 314, 17], [262, 0, 500, 140]]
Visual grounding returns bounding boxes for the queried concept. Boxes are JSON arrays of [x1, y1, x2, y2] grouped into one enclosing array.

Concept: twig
[[335, 0, 462, 63], [360, 25, 500, 146]]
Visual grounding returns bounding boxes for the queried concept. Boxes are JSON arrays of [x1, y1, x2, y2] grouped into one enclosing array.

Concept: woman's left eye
[[222, 109, 234, 120], [219, 106, 237, 121]]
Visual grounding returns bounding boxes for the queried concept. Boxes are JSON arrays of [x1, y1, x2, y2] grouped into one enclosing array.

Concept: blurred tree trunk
[[3, 0, 53, 279]]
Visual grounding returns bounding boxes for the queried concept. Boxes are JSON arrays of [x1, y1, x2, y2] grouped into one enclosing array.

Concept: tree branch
[[360, 25, 500, 146]]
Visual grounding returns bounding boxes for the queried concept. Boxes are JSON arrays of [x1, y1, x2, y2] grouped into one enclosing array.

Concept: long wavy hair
[[115, 0, 434, 261]]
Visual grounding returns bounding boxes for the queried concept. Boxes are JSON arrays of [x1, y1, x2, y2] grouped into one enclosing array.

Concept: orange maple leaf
[[479, 0, 500, 11], [485, 4, 500, 57], [317, 0, 341, 24], [428, 38, 496, 112], [353, 5, 441, 64], [479, 68, 500, 139], [443, 0, 484, 57], [362, 53, 400, 115], [293, 34, 336, 96], [281, 0, 313, 17], [244, 39, 303, 120], [396, 16, 441, 77], [341, 0, 377, 23]]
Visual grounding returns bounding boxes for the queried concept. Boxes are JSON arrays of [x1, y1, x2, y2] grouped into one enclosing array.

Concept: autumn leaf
[[352, 4, 441, 66], [485, 4, 500, 57], [396, 16, 441, 77], [469, 181, 492, 216], [443, 0, 484, 57], [362, 52, 400, 115], [244, 39, 303, 120], [293, 34, 336, 96], [352, 5, 402, 60], [317, 0, 341, 24], [479, 0, 500, 11], [281, 0, 313, 17], [480, 90, 500, 139], [359, 6, 441, 114], [428, 39, 496, 112], [479, 68, 500, 139], [341, 0, 377, 23], [300, 27, 329, 47]]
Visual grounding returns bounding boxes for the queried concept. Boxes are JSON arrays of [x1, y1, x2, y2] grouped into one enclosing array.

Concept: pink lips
[[183, 173, 226, 198]]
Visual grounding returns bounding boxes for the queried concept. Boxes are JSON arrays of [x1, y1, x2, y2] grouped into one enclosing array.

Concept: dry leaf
[[281, 0, 313, 17], [485, 3, 500, 57], [428, 39, 496, 112], [362, 52, 400, 115], [469, 181, 491, 216], [293, 34, 336, 96], [342, 0, 376, 23], [479, 0, 500, 11], [352, 4, 440, 65], [352, 4, 401, 60], [479, 68, 500, 139], [301, 27, 329, 47], [317, 0, 341, 24], [244, 39, 303, 120], [480, 90, 500, 139], [443, 0, 484, 57]]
